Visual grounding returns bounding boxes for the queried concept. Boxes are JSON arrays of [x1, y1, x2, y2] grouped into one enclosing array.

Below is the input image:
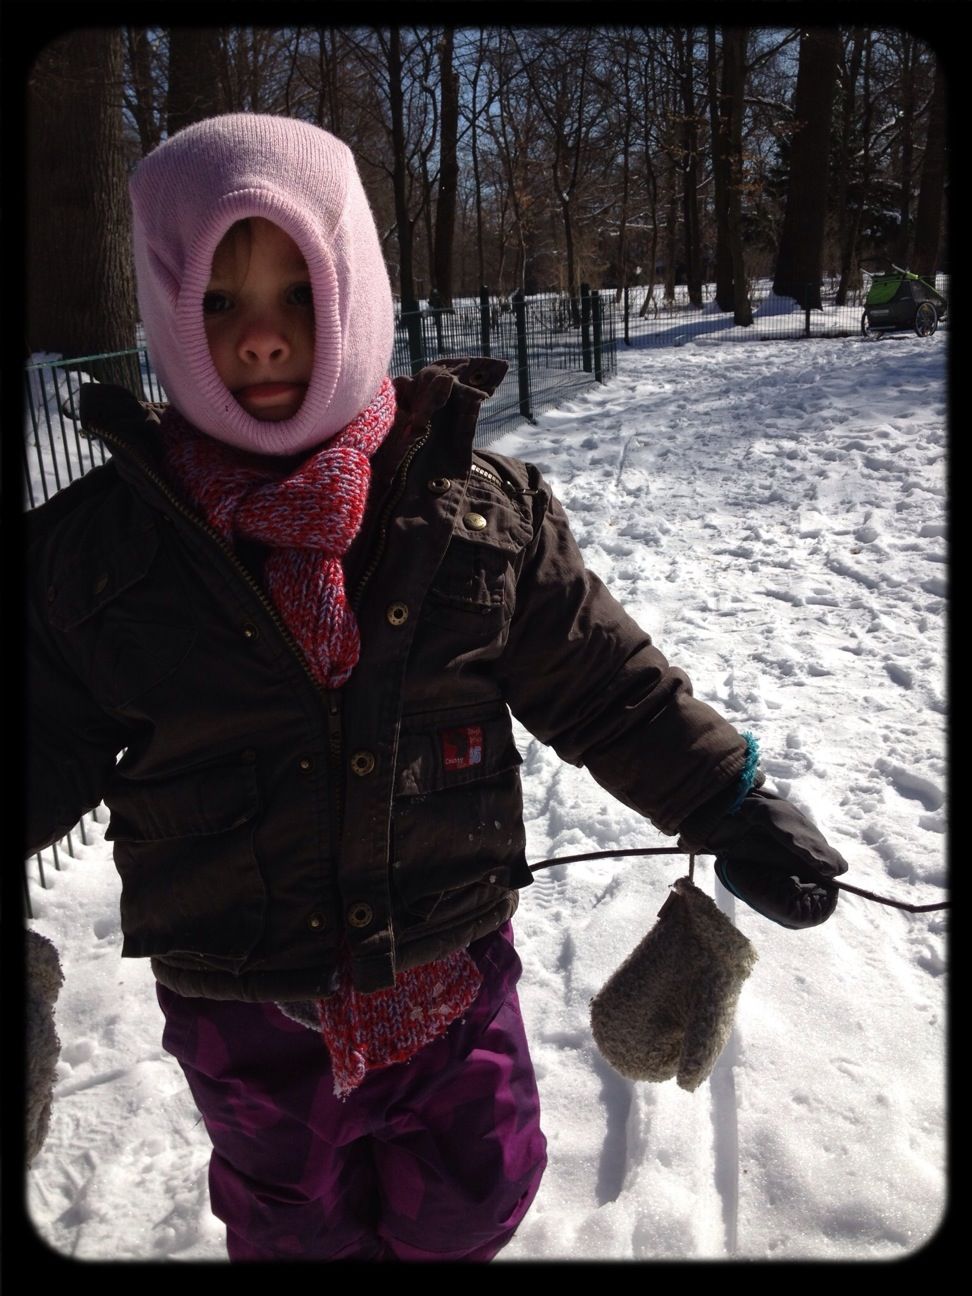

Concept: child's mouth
[[235, 382, 308, 402]]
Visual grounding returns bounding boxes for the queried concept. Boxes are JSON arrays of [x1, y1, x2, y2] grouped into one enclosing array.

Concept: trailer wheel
[[914, 302, 938, 337]]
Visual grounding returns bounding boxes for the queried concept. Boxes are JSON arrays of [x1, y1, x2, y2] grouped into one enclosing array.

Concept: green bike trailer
[[861, 267, 947, 337]]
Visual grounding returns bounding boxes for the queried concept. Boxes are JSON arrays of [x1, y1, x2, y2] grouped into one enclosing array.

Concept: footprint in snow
[[884, 661, 914, 690], [874, 759, 943, 812]]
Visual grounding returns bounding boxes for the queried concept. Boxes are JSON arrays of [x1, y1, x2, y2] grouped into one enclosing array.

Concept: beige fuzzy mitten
[[590, 876, 757, 1092]]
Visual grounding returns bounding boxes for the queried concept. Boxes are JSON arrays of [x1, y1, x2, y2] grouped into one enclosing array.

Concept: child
[[26, 114, 848, 1262]]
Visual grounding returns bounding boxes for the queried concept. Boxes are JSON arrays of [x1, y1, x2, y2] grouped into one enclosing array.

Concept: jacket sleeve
[[495, 472, 749, 836], [25, 499, 133, 855]]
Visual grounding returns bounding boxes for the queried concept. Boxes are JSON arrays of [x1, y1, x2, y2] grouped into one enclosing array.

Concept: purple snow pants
[[156, 924, 547, 1262]]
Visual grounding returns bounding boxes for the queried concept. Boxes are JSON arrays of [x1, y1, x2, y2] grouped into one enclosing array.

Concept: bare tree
[[509, 28, 601, 322], [773, 27, 841, 308], [673, 28, 704, 306], [102, 23, 948, 310], [833, 29, 870, 305], [167, 28, 228, 135], [889, 31, 921, 266], [483, 32, 544, 295], [431, 31, 459, 305], [911, 54, 946, 278], [458, 30, 495, 290], [124, 27, 165, 157], [708, 28, 752, 323], [27, 29, 140, 389]]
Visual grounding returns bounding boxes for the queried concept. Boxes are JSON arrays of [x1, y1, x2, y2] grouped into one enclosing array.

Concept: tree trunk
[[469, 45, 487, 289], [834, 29, 866, 306], [561, 195, 580, 325], [167, 28, 227, 136], [708, 28, 734, 310], [772, 28, 841, 308], [27, 29, 140, 391], [723, 29, 752, 325], [125, 28, 163, 156], [709, 26, 750, 321], [615, 135, 631, 304], [677, 29, 703, 306], [639, 58, 660, 317], [387, 30, 417, 307], [894, 35, 917, 266], [911, 57, 946, 279], [433, 31, 459, 306], [664, 154, 678, 303]]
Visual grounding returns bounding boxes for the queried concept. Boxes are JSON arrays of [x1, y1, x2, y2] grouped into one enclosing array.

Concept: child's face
[[203, 218, 315, 423]]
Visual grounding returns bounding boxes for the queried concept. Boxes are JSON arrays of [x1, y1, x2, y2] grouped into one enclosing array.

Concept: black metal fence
[[393, 283, 616, 444], [609, 274, 949, 349]]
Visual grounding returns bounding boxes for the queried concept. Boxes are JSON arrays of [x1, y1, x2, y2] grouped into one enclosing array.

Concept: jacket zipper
[[470, 459, 518, 499], [470, 461, 502, 488]]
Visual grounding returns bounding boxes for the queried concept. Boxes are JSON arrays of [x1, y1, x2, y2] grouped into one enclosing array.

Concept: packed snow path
[[26, 334, 946, 1261]]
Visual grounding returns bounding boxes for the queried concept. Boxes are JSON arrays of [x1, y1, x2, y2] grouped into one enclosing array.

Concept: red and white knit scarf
[[161, 378, 482, 1096]]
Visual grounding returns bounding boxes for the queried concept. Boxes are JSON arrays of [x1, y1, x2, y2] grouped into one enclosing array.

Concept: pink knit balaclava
[[130, 114, 394, 454]]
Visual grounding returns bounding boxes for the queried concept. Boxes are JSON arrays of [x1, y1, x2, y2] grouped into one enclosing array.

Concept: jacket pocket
[[425, 535, 514, 615], [419, 539, 518, 674], [390, 709, 531, 920], [105, 758, 265, 970]]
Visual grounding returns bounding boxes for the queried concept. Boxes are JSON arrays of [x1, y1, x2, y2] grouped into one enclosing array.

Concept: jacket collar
[[77, 357, 509, 520]]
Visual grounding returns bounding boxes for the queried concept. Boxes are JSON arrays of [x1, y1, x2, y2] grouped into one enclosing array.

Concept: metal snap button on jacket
[[347, 902, 374, 928], [428, 477, 451, 494], [298, 756, 314, 772], [350, 750, 376, 776], [308, 912, 325, 931], [386, 601, 409, 626], [463, 512, 488, 531], [242, 623, 259, 640]]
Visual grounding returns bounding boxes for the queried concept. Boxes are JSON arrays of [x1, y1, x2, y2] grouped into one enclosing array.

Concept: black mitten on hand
[[678, 786, 849, 930]]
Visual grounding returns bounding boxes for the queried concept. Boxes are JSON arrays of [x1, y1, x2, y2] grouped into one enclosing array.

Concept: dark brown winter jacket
[[25, 358, 750, 996]]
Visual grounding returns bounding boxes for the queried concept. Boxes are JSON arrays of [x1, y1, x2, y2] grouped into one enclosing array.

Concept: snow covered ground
[[24, 329, 947, 1262]]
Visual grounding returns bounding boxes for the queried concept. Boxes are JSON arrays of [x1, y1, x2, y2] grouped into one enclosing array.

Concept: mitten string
[[527, 847, 948, 913]]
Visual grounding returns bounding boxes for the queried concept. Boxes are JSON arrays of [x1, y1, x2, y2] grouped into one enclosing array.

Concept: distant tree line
[[26, 24, 948, 361]]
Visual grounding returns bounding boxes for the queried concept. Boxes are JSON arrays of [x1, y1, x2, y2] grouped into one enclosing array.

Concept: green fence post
[[480, 286, 491, 357], [580, 282, 593, 372], [512, 289, 534, 423], [592, 289, 604, 382]]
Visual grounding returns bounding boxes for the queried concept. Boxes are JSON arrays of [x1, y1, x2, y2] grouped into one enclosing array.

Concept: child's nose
[[237, 314, 292, 365]]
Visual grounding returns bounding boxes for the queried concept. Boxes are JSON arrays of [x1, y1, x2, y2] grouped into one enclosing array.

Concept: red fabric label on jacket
[[441, 725, 484, 771]]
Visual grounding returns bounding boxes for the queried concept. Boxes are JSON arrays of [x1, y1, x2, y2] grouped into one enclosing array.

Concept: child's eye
[[289, 283, 313, 308], [203, 291, 233, 315]]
